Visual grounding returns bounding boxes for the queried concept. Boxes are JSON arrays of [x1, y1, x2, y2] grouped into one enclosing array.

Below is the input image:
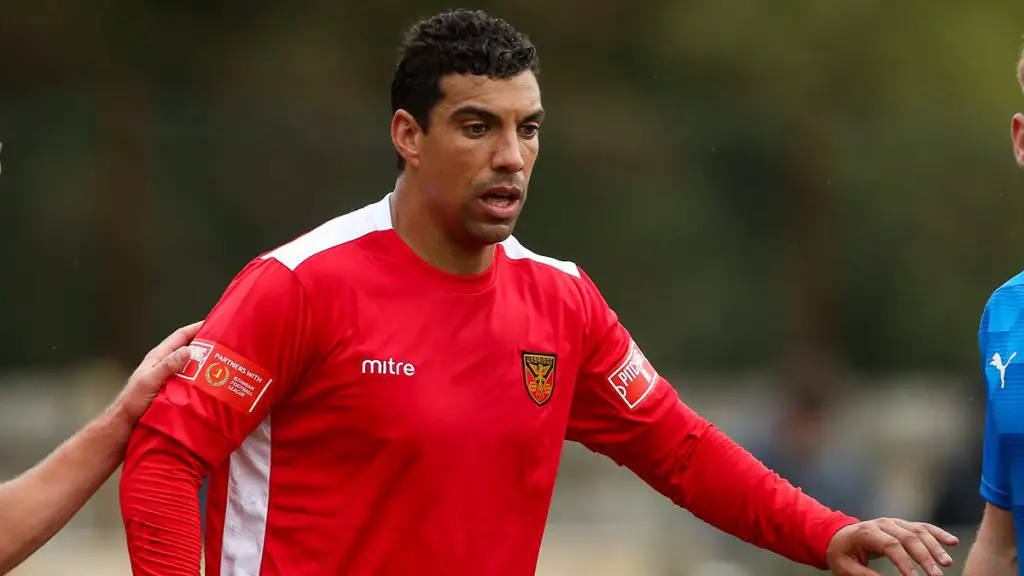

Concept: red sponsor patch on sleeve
[[606, 340, 658, 410], [175, 339, 274, 413]]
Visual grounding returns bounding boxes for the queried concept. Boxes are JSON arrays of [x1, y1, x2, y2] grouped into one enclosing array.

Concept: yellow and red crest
[[522, 352, 557, 406]]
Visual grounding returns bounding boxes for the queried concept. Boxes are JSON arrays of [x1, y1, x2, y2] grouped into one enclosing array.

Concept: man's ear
[[392, 110, 423, 170]]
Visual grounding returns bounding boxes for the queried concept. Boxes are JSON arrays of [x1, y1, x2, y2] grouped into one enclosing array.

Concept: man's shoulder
[[982, 270, 1024, 335], [996, 269, 1024, 292], [500, 235, 582, 281], [261, 195, 392, 273], [980, 271, 1024, 402]]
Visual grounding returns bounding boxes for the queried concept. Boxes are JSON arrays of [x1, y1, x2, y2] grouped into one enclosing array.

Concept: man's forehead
[[438, 72, 541, 115]]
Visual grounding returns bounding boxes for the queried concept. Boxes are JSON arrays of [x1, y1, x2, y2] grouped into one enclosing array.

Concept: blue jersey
[[979, 270, 1024, 561]]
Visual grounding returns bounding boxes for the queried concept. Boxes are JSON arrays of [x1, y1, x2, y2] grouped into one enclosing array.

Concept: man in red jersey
[[120, 10, 957, 576]]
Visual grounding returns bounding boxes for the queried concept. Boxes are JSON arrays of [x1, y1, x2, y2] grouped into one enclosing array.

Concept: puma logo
[[991, 352, 1017, 389]]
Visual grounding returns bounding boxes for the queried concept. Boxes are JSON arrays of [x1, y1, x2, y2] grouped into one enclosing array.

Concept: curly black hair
[[391, 9, 540, 170]]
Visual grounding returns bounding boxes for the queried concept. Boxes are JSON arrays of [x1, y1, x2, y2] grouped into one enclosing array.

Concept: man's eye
[[465, 123, 489, 137], [519, 124, 540, 139]]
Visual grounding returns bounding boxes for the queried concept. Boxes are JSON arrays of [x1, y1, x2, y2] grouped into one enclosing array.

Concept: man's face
[[414, 71, 543, 247]]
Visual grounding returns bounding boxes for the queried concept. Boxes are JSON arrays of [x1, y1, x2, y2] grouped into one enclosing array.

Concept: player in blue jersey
[[963, 47, 1024, 576]]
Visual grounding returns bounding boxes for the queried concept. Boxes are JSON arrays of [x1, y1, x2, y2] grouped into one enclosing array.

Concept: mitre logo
[[361, 357, 416, 377]]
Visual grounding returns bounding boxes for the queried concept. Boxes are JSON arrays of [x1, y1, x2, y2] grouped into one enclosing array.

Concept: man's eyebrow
[[450, 106, 500, 123], [449, 106, 545, 124], [523, 109, 545, 124]]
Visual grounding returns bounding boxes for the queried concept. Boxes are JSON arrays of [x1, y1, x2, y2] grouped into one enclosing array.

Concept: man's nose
[[491, 129, 525, 173]]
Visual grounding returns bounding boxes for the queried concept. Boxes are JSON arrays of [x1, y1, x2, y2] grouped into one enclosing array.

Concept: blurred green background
[[2, 2, 1023, 575]]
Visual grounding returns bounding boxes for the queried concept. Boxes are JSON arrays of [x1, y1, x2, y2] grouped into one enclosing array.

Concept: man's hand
[[826, 518, 959, 576], [110, 321, 202, 425], [0, 320, 203, 573]]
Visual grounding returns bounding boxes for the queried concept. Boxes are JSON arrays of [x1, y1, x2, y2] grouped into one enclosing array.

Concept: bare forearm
[[0, 321, 198, 574], [0, 407, 133, 573], [964, 541, 1017, 576], [965, 503, 1018, 576]]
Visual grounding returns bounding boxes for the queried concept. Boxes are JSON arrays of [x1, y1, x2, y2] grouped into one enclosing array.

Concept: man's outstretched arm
[[0, 321, 201, 574], [963, 503, 1017, 576], [567, 268, 957, 576]]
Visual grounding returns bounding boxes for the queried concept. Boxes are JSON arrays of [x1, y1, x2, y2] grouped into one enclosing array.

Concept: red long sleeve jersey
[[123, 194, 856, 576]]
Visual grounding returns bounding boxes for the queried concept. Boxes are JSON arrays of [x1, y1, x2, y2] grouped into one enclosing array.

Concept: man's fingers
[[142, 321, 203, 366], [895, 520, 955, 568], [868, 531, 918, 576], [831, 555, 883, 576], [160, 321, 203, 353], [923, 523, 960, 547], [161, 346, 192, 376], [139, 346, 191, 387], [831, 519, 958, 576], [109, 345, 189, 424], [176, 320, 203, 341], [886, 524, 944, 576]]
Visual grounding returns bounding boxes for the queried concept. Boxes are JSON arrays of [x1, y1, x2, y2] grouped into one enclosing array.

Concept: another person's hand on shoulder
[[0, 320, 203, 574], [108, 321, 202, 427]]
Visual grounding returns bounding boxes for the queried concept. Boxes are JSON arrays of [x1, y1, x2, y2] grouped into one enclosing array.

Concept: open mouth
[[479, 187, 522, 218], [481, 192, 518, 208]]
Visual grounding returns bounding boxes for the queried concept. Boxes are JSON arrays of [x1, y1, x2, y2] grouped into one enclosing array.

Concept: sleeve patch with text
[[607, 340, 658, 410], [175, 339, 274, 413]]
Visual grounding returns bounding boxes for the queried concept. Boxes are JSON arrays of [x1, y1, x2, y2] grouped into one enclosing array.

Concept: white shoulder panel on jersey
[[263, 194, 394, 271], [501, 235, 580, 278]]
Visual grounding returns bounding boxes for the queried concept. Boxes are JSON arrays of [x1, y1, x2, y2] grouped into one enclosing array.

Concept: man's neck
[[390, 180, 496, 276]]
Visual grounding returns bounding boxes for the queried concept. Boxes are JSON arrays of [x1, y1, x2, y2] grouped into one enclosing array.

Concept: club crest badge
[[522, 352, 557, 406]]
